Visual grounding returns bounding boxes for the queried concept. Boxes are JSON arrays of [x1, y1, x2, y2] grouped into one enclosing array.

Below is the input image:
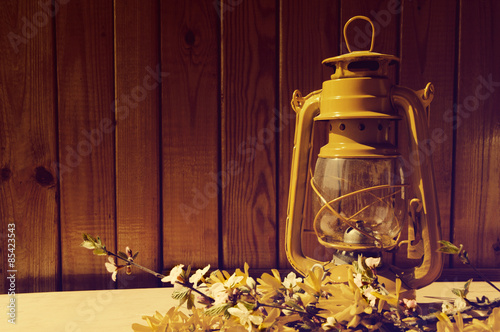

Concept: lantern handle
[[286, 89, 322, 276], [343, 16, 375, 53], [417, 82, 435, 126], [391, 84, 443, 289], [291, 90, 305, 112]]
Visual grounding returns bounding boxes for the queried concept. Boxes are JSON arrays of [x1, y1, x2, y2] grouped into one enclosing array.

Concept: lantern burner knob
[[344, 220, 373, 245]]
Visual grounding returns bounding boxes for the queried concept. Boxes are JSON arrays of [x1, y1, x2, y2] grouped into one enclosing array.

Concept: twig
[[107, 250, 166, 279], [176, 281, 215, 303], [465, 262, 500, 293]]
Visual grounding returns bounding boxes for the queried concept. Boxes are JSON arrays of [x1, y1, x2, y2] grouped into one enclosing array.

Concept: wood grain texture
[[2, 1, 500, 294], [161, 1, 219, 269], [279, 0, 341, 268], [56, 0, 116, 290], [398, 0, 456, 267], [114, 0, 161, 288], [0, 0, 59, 293], [221, 0, 278, 268], [453, 0, 500, 268]]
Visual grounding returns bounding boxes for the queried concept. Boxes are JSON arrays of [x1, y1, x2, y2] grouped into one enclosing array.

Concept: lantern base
[[332, 249, 381, 265]]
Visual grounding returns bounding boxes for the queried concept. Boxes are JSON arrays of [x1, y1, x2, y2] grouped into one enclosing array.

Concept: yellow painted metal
[[285, 16, 442, 291]]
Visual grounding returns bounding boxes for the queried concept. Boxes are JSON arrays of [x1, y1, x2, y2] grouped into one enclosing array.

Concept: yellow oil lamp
[[285, 16, 442, 291]]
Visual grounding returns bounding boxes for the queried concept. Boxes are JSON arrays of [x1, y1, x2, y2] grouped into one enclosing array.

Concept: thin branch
[[258, 303, 326, 322], [107, 250, 166, 279], [176, 281, 215, 303], [465, 262, 500, 293], [108, 249, 215, 304]]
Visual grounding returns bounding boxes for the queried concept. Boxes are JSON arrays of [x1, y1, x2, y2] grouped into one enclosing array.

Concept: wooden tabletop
[[1, 282, 499, 331]]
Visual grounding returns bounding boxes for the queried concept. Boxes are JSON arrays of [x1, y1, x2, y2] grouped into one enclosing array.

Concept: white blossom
[[161, 264, 184, 285], [246, 276, 256, 290], [209, 282, 229, 304], [403, 298, 418, 309], [227, 302, 263, 331], [322, 316, 338, 330], [206, 273, 245, 305], [225, 274, 244, 288], [365, 257, 381, 269], [454, 297, 467, 311], [105, 256, 118, 282], [282, 271, 302, 290], [189, 264, 210, 287], [353, 273, 363, 288], [363, 286, 377, 307], [442, 300, 454, 314]]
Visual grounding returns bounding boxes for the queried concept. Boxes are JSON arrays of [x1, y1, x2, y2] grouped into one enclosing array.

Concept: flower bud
[[246, 277, 256, 289], [126, 246, 133, 258]]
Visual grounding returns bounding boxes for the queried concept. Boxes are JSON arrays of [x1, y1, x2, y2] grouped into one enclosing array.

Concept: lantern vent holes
[[348, 60, 379, 72], [333, 123, 373, 131]]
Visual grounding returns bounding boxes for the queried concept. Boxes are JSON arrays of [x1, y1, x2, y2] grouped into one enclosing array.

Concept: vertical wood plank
[[56, 0, 116, 290], [114, 0, 161, 288], [453, 0, 500, 267], [221, 0, 278, 269], [0, 0, 59, 293], [161, 1, 219, 269], [279, 0, 341, 268], [399, 0, 456, 267]]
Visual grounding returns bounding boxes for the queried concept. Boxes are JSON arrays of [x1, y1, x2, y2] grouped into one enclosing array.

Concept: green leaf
[[238, 286, 251, 294], [118, 251, 128, 260], [178, 295, 188, 307], [452, 288, 464, 298], [239, 301, 256, 311], [80, 240, 96, 250], [186, 294, 195, 310], [132, 251, 139, 260], [82, 233, 90, 242], [86, 234, 98, 244], [365, 265, 374, 279], [437, 247, 458, 254], [284, 300, 305, 313], [437, 240, 462, 255], [93, 248, 107, 256], [352, 261, 362, 275], [459, 251, 470, 264], [205, 303, 231, 317], [451, 279, 473, 299], [360, 256, 370, 272], [464, 278, 473, 297], [185, 265, 192, 280], [81, 233, 98, 249], [172, 287, 191, 300]]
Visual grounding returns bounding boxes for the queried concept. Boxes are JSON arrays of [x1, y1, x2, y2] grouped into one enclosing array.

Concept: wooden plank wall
[[1, 0, 499, 293]]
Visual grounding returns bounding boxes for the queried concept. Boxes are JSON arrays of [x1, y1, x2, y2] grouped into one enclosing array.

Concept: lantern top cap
[[322, 16, 399, 77], [322, 51, 399, 67]]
